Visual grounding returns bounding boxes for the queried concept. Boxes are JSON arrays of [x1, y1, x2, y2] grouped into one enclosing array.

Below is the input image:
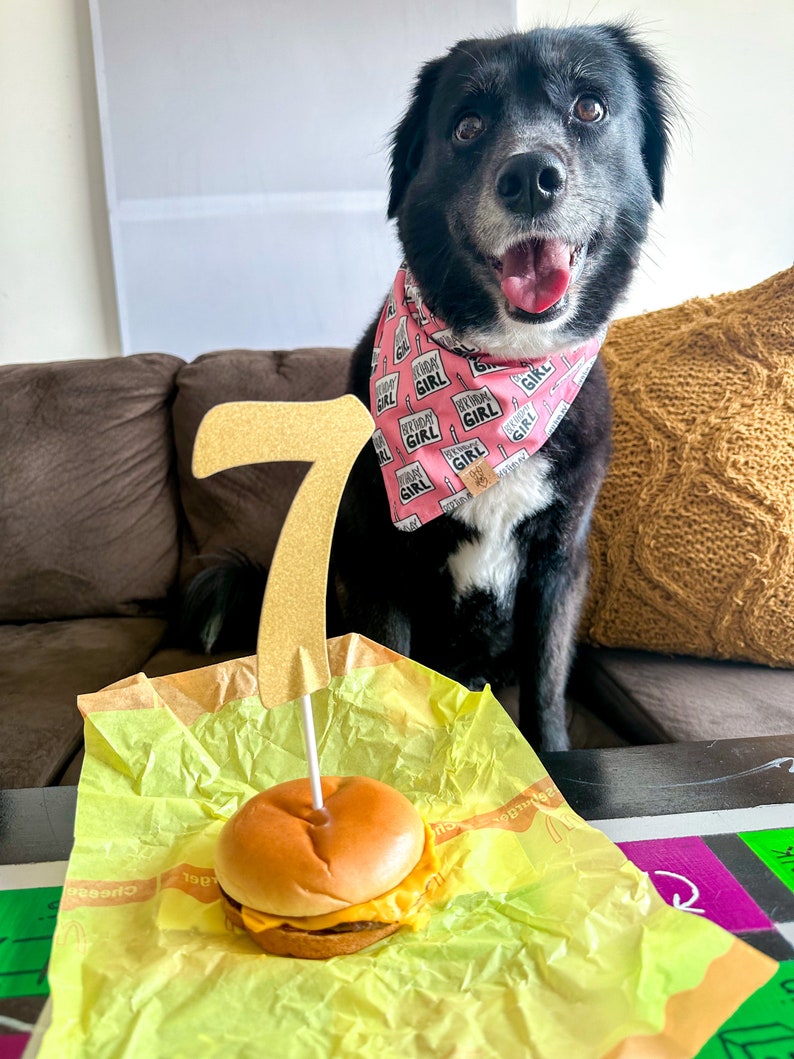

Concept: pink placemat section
[[618, 835, 773, 933], [0, 1034, 30, 1059]]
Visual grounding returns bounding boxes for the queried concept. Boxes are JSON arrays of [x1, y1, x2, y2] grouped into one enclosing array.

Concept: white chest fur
[[446, 453, 555, 604]]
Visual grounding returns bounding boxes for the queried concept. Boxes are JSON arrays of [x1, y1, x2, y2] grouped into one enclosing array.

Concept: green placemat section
[[696, 963, 794, 1058], [0, 887, 61, 998], [739, 828, 794, 893]]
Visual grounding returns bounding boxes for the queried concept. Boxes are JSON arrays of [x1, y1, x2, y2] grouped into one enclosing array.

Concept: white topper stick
[[300, 693, 324, 811]]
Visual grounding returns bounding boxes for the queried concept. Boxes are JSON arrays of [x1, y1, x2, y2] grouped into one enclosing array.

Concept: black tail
[[180, 551, 267, 653]]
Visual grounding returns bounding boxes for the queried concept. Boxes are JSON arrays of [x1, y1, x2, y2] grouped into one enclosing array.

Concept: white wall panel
[[120, 199, 403, 355], [91, 0, 517, 358]]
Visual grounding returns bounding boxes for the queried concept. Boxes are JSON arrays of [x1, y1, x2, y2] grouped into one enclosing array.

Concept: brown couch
[[2, 345, 791, 790], [1, 348, 354, 789]]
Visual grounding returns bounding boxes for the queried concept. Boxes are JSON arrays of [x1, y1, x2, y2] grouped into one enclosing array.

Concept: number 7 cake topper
[[192, 397, 374, 805]]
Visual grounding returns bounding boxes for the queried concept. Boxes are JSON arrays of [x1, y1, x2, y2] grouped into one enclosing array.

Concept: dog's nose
[[495, 152, 567, 215]]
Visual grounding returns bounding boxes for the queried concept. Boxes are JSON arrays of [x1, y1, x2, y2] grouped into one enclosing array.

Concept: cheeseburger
[[215, 775, 438, 958]]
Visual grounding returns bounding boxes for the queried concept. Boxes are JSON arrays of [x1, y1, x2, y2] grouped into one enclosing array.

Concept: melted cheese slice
[[241, 823, 439, 934]]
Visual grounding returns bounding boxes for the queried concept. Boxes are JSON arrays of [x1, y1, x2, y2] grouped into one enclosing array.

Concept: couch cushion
[[493, 683, 627, 749], [173, 348, 353, 582], [583, 267, 794, 666], [573, 646, 794, 744], [0, 353, 183, 621], [142, 645, 247, 678], [0, 616, 167, 788]]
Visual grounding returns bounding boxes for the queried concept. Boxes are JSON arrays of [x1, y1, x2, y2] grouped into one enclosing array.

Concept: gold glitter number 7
[[192, 396, 374, 707]]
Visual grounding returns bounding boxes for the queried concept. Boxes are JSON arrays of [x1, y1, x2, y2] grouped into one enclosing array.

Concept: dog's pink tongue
[[501, 240, 571, 314]]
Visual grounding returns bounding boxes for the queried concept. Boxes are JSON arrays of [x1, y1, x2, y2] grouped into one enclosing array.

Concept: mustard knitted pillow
[[582, 266, 794, 666]]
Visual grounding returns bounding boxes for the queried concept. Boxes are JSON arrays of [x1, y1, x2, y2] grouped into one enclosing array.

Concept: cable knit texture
[[582, 267, 794, 665]]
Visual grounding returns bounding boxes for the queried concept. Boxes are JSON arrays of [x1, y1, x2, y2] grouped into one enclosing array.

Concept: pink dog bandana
[[370, 265, 603, 530]]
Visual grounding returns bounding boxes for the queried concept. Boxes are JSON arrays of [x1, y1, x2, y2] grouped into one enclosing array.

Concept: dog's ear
[[601, 24, 676, 204], [388, 56, 446, 219]]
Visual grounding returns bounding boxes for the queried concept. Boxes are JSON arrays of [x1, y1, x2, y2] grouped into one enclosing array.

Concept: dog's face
[[388, 25, 674, 359]]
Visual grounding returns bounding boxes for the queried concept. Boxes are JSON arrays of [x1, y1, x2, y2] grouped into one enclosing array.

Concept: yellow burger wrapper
[[40, 634, 775, 1059]]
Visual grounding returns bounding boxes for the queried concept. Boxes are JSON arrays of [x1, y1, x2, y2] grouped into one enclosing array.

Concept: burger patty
[[219, 885, 389, 935], [291, 919, 386, 935], [219, 885, 242, 911]]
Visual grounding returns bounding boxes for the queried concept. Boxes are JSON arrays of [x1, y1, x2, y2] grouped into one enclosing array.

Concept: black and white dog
[[331, 24, 674, 750], [186, 24, 673, 752]]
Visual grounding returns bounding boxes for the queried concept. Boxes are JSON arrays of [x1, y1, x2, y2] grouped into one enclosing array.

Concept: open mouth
[[489, 239, 588, 318]]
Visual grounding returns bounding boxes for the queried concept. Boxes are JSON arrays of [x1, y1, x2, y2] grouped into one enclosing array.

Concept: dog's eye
[[454, 114, 485, 142], [573, 96, 606, 123]]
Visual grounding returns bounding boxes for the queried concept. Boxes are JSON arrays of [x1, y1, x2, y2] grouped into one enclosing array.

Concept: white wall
[[90, 0, 516, 358], [0, 0, 121, 365], [518, 0, 794, 317]]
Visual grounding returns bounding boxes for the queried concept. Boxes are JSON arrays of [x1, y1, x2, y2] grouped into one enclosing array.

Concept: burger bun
[[215, 775, 426, 919]]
